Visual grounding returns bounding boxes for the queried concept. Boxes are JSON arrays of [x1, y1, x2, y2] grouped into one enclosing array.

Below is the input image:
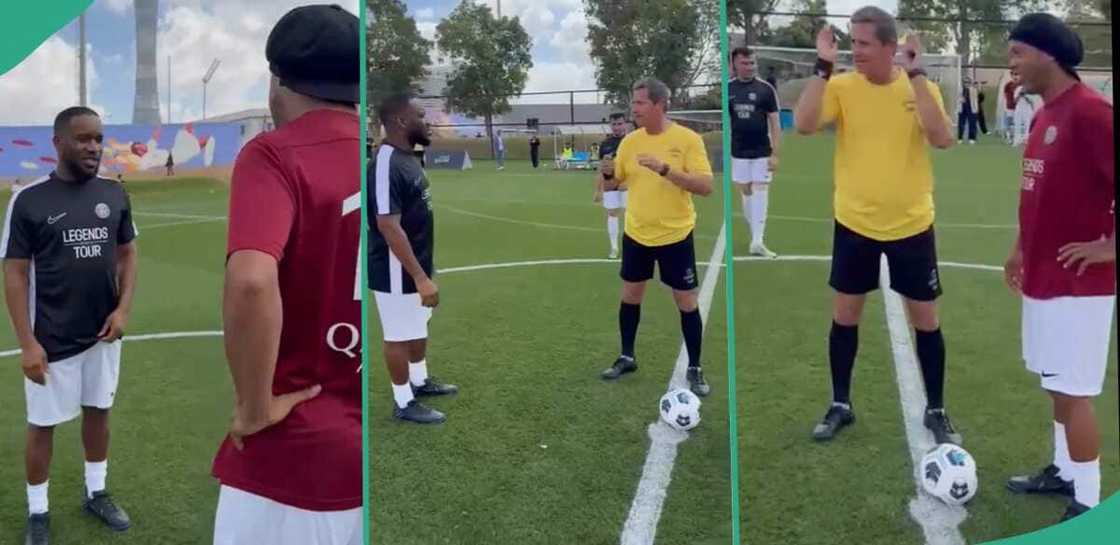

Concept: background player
[[371, 95, 458, 425], [729, 46, 781, 258], [1001, 13, 1114, 522], [599, 78, 714, 397], [594, 112, 631, 259], [793, 7, 961, 445], [211, 6, 362, 544], [3, 106, 138, 545]]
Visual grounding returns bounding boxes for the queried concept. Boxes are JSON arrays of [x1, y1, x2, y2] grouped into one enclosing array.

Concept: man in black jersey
[[593, 113, 631, 259], [369, 95, 457, 425], [729, 46, 781, 258], [3, 107, 138, 544]]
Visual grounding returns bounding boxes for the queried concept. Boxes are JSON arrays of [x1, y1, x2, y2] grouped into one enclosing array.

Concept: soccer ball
[[659, 388, 701, 431], [920, 443, 978, 505]]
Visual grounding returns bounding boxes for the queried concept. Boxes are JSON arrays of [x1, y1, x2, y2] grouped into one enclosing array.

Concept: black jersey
[[728, 78, 780, 159], [368, 144, 433, 294], [1, 173, 138, 362]]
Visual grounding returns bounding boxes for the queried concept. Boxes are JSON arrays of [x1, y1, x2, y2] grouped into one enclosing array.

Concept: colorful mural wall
[[0, 122, 242, 178]]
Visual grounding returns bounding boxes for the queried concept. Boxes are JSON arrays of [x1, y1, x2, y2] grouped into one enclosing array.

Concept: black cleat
[[812, 403, 855, 441], [1060, 500, 1091, 522], [924, 408, 963, 445], [1006, 464, 1075, 497], [82, 489, 130, 532], [686, 367, 710, 397], [412, 378, 459, 397], [25, 512, 49, 545], [601, 356, 638, 380], [393, 400, 446, 424]]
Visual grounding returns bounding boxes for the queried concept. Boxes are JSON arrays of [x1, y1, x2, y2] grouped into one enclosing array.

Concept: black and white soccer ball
[[920, 443, 978, 505], [659, 388, 701, 432]]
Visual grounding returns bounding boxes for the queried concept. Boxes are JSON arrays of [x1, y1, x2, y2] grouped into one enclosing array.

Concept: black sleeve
[[118, 191, 138, 244], [1, 192, 35, 259], [765, 86, 779, 113]]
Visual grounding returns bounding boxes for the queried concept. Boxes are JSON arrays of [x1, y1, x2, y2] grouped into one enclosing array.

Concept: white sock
[[85, 460, 108, 497], [607, 216, 619, 251], [391, 382, 414, 409], [409, 360, 429, 387], [1069, 458, 1100, 507], [740, 193, 751, 226], [1053, 421, 1072, 480], [27, 481, 48, 515], [749, 188, 769, 245]]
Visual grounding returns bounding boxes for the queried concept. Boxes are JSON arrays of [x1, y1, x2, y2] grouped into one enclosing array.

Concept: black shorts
[[829, 221, 943, 301], [621, 232, 699, 291]]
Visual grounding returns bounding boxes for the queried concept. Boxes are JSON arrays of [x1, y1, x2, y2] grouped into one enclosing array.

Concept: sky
[[0, 0, 359, 126], [406, 1, 897, 104]]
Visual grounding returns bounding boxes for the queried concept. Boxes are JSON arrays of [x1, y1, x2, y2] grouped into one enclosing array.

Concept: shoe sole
[[1005, 482, 1074, 497], [395, 415, 446, 424], [82, 506, 130, 532], [601, 366, 638, 380], [811, 416, 855, 442], [414, 389, 459, 398]]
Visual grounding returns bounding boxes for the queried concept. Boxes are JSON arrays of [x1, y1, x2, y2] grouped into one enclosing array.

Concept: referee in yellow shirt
[[793, 7, 960, 444], [599, 78, 715, 397]]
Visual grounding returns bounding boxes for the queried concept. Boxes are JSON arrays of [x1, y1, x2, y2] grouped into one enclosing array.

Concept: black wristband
[[604, 172, 614, 180], [659, 164, 670, 177], [814, 57, 834, 80], [907, 68, 928, 80]]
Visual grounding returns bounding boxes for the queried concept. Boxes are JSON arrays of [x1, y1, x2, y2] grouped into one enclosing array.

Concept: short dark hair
[[609, 112, 626, 122], [378, 94, 413, 129], [53, 106, 99, 135], [730, 46, 753, 61], [851, 6, 897, 44]]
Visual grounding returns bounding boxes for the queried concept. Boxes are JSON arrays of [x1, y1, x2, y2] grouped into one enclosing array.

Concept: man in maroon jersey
[[1001, 14, 1115, 522], [210, 6, 361, 544]]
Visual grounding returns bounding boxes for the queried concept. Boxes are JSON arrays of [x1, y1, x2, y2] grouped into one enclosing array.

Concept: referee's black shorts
[[829, 221, 943, 301], [621, 232, 699, 291]]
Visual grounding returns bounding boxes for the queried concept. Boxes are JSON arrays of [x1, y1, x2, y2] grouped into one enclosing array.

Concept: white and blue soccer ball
[[921, 443, 979, 505], [659, 388, 701, 431]]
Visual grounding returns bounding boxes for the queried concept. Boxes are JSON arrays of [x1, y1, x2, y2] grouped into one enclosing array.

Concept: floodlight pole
[[202, 58, 221, 120]]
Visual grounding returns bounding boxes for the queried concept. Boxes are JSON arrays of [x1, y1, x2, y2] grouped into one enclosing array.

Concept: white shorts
[[603, 190, 628, 210], [731, 157, 772, 184], [26, 341, 121, 427], [374, 291, 431, 342], [1022, 295, 1116, 397], [213, 485, 361, 545]]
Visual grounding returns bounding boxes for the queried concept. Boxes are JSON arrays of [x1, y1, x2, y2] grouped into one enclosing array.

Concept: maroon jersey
[[1019, 83, 1115, 299], [212, 109, 361, 510]]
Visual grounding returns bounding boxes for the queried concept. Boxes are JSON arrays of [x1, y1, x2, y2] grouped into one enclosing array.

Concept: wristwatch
[[659, 164, 671, 177]]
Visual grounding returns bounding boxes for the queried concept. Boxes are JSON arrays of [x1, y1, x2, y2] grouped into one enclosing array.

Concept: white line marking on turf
[[437, 204, 719, 240], [437, 255, 1001, 275], [767, 215, 1015, 230], [620, 223, 726, 545], [879, 256, 968, 545], [134, 211, 226, 220], [0, 330, 223, 358], [141, 218, 226, 230]]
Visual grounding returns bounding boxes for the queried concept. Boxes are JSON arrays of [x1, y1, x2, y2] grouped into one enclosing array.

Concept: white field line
[[0, 330, 223, 358], [133, 211, 226, 220], [140, 218, 226, 230], [620, 224, 726, 545], [437, 204, 719, 240], [880, 255, 968, 545]]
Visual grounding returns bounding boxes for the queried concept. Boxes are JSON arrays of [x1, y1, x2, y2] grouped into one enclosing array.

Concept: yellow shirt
[[820, 70, 948, 241], [615, 123, 712, 246]]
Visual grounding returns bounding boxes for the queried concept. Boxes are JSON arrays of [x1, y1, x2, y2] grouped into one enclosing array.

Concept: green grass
[[0, 178, 232, 544], [734, 133, 1118, 544], [368, 160, 734, 545]]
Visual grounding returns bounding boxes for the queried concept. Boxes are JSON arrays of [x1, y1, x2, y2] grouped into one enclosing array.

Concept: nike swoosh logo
[[1041, 372, 1059, 378], [47, 213, 67, 225]]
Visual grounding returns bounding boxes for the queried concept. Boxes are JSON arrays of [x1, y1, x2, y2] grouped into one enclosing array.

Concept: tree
[[436, 2, 532, 157], [765, 0, 850, 49], [727, 0, 782, 45], [367, 0, 431, 122], [584, 0, 713, 106], [897, 0, 1047, 70], [1063, 0, 1111, 68]]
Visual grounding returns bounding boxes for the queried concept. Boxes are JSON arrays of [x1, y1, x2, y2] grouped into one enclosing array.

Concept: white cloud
[[415, 8, 435, 21], [0, 37, 109, 124], [516, 61, 598, 104], [418, 21, 438, 42], [154, 0, 359, 122], [100, 0, 132, 15], [828, 0, 898, 16]]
